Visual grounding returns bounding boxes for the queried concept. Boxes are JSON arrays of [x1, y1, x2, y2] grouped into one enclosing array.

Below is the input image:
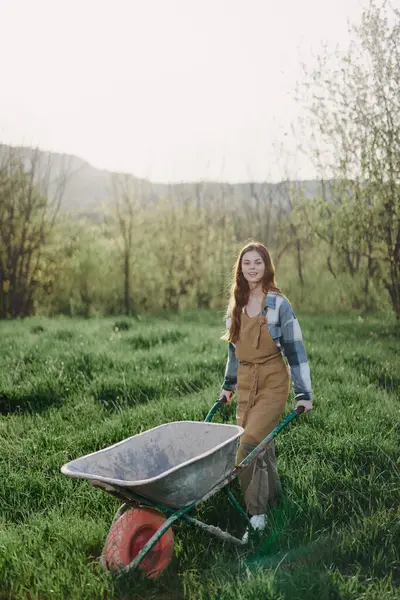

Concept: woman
[[220, 242, 312, 538]]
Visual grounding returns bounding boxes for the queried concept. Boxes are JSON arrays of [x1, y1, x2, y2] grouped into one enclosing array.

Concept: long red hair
[[226, 242, 280, 343]]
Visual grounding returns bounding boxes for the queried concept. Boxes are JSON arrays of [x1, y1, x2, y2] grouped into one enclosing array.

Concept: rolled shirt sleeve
[[279, 299, 312, 401], [222, 341, 239, 392], [222, 314, 239, 392]]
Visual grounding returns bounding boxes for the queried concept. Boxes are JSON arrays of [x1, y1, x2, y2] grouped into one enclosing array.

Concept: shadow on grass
[[305, 350, 328, 366], [343, 323, 400, 350], [344, 354, 400, 392], [52, 329, 76, 342], [0, 386, 65, 415], [123, 330, 186, 350], [93, 373, 218, 412], [30, 324, 46, 334], [94, 381, 161, 409], [0, 365, 221, 416], [109, 567, 184, 600]]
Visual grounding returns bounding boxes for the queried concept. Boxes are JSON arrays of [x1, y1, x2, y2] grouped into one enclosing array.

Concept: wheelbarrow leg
[[181, 514, 246, 545]]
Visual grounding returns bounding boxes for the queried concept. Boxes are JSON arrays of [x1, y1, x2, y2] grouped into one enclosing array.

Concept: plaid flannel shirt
[[222, 292, 312, 401]]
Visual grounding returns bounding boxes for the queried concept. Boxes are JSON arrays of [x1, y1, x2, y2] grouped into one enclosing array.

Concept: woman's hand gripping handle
[[218, 390, 235, 405]]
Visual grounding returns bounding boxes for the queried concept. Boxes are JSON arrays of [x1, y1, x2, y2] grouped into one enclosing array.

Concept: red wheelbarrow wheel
[[103, 507, 174, 578]]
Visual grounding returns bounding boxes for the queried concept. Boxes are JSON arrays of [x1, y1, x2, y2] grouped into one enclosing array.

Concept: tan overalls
[[235, 306, 290, 515]]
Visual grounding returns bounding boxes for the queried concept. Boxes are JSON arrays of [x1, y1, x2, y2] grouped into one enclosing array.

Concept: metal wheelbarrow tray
[[61, 421, 244, 508]]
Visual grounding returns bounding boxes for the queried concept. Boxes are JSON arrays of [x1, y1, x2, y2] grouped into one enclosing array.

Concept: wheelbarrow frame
[[89, 400, 304, 574]]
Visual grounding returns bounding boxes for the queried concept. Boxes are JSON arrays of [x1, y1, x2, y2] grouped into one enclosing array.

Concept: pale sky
[[0, 0, 368, 183]]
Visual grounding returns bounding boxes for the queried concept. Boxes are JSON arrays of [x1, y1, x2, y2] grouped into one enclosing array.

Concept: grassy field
[[0, 311, 399, 600]]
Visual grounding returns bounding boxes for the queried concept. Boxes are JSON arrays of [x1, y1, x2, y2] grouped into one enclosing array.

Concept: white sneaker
[[242, 514, 267, 543], [250, 514, 267, 530]]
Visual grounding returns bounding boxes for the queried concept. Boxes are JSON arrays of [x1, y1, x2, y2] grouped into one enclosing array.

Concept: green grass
[[0, 311, 399, 600]]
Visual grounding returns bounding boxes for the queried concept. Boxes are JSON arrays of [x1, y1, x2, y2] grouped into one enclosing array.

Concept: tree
[[0, 146, 69, 318], [300, 1, 400, 317], [110, 173, 143, 316]]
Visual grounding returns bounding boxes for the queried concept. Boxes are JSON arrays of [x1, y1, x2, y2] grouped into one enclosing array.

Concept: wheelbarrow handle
[[218, 391, 234, 404], [236, 406, 305, 471], [199, 405, 307, 502], [205, 396, 304, 423], [204, 391, 233, 422]]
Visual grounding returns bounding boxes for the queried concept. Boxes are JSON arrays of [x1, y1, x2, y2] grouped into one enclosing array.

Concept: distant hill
[[0, 143, 323, 217]]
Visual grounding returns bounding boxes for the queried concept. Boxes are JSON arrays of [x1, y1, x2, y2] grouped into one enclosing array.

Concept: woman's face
[[241, 250, 265, 286]]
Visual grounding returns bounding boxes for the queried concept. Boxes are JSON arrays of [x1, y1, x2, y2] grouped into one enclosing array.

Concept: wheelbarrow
[[61, 398, 305, 578]]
